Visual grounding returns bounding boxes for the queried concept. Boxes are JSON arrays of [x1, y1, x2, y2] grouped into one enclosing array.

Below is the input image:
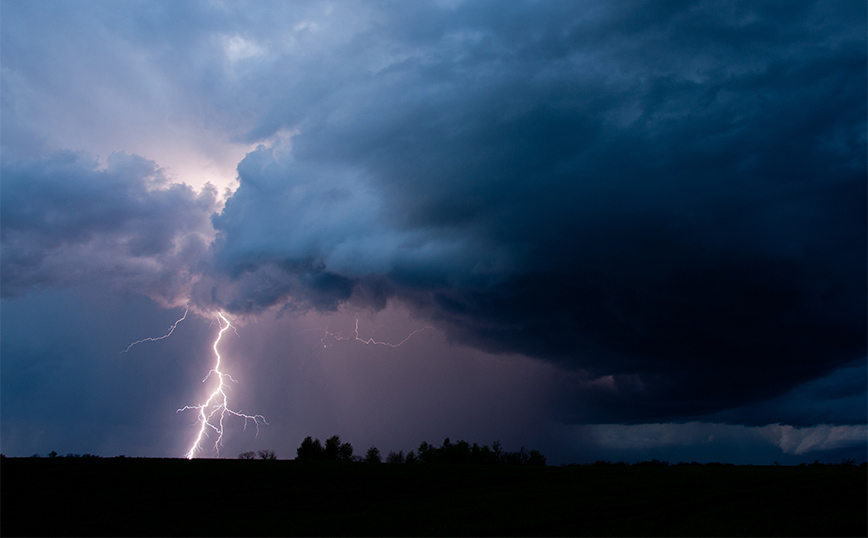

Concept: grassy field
[[2, 458, 865, 536]]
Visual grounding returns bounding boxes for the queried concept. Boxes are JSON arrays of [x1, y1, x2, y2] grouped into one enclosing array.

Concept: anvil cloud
[[1, 0, 865, 462]]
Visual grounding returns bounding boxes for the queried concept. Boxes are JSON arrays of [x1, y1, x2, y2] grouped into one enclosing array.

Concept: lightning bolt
[[322, 318, 433, 348], [177, 312, 267, 459], [121, 307, 188, 353]]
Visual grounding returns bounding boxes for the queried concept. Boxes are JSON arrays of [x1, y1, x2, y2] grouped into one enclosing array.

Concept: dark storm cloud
[[1, 151, 217, 303], [707, 359, 868, 427], [0, 0, 863, 430], [210, 0, 866, 424]]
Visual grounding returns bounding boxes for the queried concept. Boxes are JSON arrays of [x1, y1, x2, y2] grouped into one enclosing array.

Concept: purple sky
[[1, 0, 866, 464]]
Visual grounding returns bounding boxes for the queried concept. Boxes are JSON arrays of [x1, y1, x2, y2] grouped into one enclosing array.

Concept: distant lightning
[[121, 307, 188, 353], [177, 312, 267, 459], [321, 318, 433, 348]]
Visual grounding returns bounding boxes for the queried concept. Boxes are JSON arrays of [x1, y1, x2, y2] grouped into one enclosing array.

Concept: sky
[[1, 0, 866, 465]]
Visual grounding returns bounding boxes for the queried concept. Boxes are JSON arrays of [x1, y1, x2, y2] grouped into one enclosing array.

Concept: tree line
[[292, 435, 546, 466]]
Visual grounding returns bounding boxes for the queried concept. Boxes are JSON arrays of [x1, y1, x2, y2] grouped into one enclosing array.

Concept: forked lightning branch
[[123, 308, 266, 459], [176, 312, 267, 459], [124, 307, 432, 458]]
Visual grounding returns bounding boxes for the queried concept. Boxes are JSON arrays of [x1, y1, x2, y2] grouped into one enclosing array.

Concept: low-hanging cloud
[[577, 421, 867, 457]]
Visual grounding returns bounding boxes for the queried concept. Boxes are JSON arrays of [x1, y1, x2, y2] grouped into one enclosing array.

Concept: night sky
[[2, 0, 865, 465]]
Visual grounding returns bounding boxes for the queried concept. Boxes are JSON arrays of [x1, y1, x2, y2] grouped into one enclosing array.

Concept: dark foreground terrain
[[1, 458, 865, 536]]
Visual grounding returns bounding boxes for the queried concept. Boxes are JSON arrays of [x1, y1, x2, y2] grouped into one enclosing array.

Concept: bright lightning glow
[[121, 307, 188, 353], [177, 312, 267, 459], [322, 318, 433, 348]]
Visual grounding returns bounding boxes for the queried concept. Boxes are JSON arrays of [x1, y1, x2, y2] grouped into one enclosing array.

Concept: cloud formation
[[1, 151, 216, 305], [2, 0, 865, 431], [577, 421, 867, 458], [205, 1, 866, 423]]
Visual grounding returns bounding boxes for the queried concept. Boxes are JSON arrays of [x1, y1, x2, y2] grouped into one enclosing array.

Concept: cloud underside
[[1, 0, 865, 425], [580, 422, 868, 457]]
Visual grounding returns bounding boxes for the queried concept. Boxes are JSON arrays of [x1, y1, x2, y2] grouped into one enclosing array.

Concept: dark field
[[1, 458, 865, 537]]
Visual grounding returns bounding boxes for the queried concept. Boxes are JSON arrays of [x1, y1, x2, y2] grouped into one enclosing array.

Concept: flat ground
[[1, 458, 865, 536]]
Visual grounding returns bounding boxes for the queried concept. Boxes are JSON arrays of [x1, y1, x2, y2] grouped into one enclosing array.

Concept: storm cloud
[[1, 0, 865, 458], [1, 151, 217, 305], [205, 1, 866, 423]]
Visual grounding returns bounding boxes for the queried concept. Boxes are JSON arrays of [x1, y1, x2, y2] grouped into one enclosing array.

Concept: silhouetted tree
[[413, 438, 546, 466], [238, 451, 256, 460], [492, 440, 503, 463], [365, 446, 382, 463], [470, 443, 497, 465], [633, 459, 668, 467], [338, 441, 354, 462], [440, 439, 471, 464], [405, 451, 418, 464], [593, 460, 628, 467], [324, 435, 342, 461], [386, 450, 405, 464], [296, 436, 325, 460], [527, 449, 546, 466], [417, 441, 435, 464], [258, 449, 277, 460], [503, 448, 528, 465]]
